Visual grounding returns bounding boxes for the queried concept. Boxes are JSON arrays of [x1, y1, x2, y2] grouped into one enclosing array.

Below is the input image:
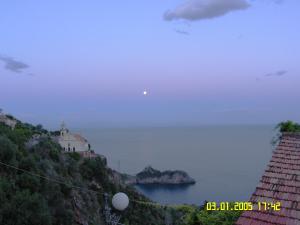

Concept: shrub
[[272, 121, 300, 146], [80, 157, 106, 180], [68, 152, 81, 161], [0, 135, 17, 165], [16, 173, 40, 193], [32, 138, 61, 160], [19, 156, 37, 171], [1, 190, 51, 225], [49, 148, 60, 162], [276, 121, 300, 133]]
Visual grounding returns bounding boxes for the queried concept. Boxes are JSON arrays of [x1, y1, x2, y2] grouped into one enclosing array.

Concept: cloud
[[213, 107, 271, 113], [174, 29, 190, 35], [164, 0, 250, 21], [0, 55, 29, 73], [250, 0, 285, 5], [265, 70, 288, 77]]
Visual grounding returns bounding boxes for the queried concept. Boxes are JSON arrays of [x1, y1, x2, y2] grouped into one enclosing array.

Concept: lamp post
[[103, 192, 129, 225]]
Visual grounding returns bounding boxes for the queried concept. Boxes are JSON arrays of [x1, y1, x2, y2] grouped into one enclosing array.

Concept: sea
[[74, 125, 275, 205]]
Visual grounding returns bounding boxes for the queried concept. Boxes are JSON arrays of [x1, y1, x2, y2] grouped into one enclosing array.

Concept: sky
[[0, 0, 300, 128]]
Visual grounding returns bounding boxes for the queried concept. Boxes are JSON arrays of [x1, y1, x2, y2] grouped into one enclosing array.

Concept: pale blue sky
[[0, 0, 299, 128]]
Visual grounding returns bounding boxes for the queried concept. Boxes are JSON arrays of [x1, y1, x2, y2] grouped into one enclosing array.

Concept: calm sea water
[[75, 125, 275, 205]]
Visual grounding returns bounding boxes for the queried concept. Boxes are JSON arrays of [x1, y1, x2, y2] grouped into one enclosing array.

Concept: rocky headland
[[122, 166, 196, 185]]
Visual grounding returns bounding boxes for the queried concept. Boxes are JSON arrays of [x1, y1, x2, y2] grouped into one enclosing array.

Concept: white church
[[57, 122, 90, 152]]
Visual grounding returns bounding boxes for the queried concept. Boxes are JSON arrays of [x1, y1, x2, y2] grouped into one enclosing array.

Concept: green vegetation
[[0, 120, 173, 225], [0, 123, 76, 225], [272, 121, 300, 146], [276, 120, 300, 133], [176, 204, 242, 225], [136, 166, 162, 179], [0, 118, 241, 225], [67, 151, 81, 161]]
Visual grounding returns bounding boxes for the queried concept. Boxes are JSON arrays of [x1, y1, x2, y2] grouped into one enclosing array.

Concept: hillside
[[0, 114, 243, 225], [0, 116, 185, 225]]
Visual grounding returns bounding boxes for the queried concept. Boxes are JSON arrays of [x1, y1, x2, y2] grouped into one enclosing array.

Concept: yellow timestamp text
[[205, 202, 281, 211]]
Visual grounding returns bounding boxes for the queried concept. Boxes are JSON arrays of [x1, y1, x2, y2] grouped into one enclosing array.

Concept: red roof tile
[[236, 133, 300, 225]]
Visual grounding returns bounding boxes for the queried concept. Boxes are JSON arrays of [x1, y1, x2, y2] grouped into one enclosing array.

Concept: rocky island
[[123, 166, 196, 185]]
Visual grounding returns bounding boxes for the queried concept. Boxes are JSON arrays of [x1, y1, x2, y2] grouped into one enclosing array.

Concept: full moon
[[143, 90, 148, 96]]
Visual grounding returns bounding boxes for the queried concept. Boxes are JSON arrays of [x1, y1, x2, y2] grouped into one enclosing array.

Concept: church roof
[[73, 133, 88, 143], [236, 133, 300, 225]]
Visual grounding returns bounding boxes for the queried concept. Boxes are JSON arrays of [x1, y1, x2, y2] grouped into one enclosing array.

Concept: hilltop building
[[57, 122, 90, 152], [0, 110, 17, 129], [236, 133, 300, 225], [55, 122, 103, 159]]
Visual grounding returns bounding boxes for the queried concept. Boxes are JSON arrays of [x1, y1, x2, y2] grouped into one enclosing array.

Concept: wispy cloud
[[250, 0, 285, 5], [265, 70, 288, 77], [0, 55, 29, 73], [164, 0, 250, 22], [174, 29, 190, 35], [213, 107, 271, 113]]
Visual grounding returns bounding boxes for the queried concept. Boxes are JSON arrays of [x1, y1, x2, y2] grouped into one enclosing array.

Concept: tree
[[272, 121, 300, 146], [276, 120, 300, 133], [16, 173, 40, 193], [36, 124, 43, 130], [0, 135, 17, 165], [0, 190, 51, 225]]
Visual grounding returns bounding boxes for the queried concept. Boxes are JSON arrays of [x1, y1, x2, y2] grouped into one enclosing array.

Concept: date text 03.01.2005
[[205, 202, 281, 211]]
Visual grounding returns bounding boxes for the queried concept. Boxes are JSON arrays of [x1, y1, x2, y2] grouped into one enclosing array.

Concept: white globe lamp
[[112, 192, 129, 211]]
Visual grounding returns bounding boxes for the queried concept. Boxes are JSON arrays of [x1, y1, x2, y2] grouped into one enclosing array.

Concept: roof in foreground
[[236, 133, 300, 225]]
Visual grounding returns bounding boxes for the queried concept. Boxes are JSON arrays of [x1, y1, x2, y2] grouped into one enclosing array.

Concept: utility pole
[[118, 160, 121, 173], [103, 193, 124, 225]]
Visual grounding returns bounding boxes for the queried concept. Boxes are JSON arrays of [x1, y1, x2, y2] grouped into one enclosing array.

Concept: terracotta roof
[[236, 133, 300, 225], [73, 134, 88, 143]]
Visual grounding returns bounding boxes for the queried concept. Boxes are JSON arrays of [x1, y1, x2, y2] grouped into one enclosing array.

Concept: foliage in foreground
[[272, 120, 300, 146], [276, 120, 300, 133], [176, 204, 242, 225]]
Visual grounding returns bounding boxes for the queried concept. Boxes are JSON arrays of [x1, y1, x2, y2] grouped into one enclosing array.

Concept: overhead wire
[[0, 160, 182, 209]]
